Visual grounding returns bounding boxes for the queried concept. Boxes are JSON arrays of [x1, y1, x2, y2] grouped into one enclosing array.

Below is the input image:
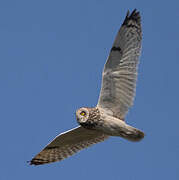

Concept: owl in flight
[[30, 9, 144, 165]]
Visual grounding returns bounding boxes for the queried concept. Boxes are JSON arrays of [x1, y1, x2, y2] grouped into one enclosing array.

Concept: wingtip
[[126, 10, 130, 17], [122, 9, 141, 26], [27, 159, 38, 166], [28, 158, 49, 166], [126, 8, 139, 17]]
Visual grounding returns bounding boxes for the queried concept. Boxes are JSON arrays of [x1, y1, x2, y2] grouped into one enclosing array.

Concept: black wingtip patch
[[122, 9, 141, 26], [111, 46, 122, 52], [45, 146, 59, 150], [29, 158, 49, 165]]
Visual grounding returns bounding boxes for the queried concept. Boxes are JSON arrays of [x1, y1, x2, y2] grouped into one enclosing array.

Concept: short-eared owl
[[30, 9, 144, 165]]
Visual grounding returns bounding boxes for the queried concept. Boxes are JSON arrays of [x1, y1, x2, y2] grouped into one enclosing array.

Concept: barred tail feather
[[118, 123, 145, 142]]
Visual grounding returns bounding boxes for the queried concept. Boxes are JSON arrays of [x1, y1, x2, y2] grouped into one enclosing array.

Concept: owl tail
[[119, 123, 145, 142], [97, 117, 144, 142]]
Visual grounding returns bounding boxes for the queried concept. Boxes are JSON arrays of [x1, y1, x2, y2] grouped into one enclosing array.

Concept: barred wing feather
[[30, 126, 108, 165], [98, 9, 142, 120]]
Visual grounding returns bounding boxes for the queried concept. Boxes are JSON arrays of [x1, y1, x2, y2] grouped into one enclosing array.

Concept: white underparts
[[95, 115, 144, 142]]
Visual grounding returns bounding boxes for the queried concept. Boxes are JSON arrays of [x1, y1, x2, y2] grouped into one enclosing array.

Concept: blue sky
[[0, 0, 178, 179]]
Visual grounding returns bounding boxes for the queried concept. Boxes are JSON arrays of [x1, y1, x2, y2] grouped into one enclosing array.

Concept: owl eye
[[80, 111, 86, 116]]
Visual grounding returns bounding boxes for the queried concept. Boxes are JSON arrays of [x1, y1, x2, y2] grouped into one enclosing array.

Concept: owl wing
[[97, 9, 142, 120], [30, 126, 108, 165]]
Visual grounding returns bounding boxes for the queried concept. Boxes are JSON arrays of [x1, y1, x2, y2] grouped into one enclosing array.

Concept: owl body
[[76, 107, 144, 142]]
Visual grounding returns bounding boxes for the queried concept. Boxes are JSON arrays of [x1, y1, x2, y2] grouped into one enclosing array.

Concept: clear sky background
[[0, 0, 178, 179]]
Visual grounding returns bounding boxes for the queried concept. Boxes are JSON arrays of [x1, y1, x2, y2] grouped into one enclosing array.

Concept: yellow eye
[[80, 111, 86, 116]]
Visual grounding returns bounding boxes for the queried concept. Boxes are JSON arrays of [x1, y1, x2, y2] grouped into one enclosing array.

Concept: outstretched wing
[[97, 9, 142, 120], [30, 126, 108, 165]]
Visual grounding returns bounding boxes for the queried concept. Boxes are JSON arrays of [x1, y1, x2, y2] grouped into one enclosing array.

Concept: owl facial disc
[[76, 108, 89, 124]]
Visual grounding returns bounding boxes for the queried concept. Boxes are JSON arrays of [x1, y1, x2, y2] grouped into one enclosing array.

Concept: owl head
[[76, 108, 89, 124], [76, 107, 100, 129]]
